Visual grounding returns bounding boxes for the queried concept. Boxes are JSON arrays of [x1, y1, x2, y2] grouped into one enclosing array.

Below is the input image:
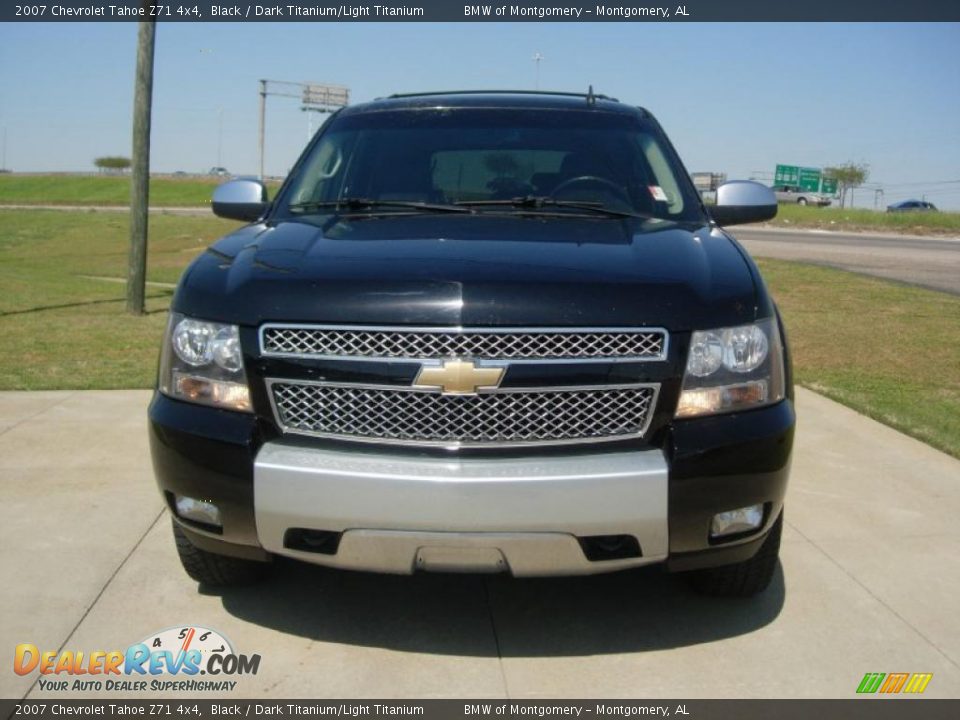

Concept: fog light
[[175, 495, 222, 528], [710, 504, 763, 538]]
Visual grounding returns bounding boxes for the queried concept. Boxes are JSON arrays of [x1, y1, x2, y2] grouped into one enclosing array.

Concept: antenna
[[586, 85, 596, 105], [532, 52, 544, 90]]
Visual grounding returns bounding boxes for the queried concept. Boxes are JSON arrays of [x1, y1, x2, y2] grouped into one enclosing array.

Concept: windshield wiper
[[455, 196, 646, 219], [288, 198, 474, 215]]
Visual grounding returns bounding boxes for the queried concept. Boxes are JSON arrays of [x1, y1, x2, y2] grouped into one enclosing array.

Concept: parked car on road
[[151, 90, 794, 598], [887, 200, 937, 213], [772, 184, 832, 207]]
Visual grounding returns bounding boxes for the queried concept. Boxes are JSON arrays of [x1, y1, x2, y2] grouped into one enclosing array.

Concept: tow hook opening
[[284, 528, 342, 555], [577, 534, 642, 562]]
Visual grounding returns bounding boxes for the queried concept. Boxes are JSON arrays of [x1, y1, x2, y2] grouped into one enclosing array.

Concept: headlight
[[159, 313, 252, 412], [675, 318, 785, 418]]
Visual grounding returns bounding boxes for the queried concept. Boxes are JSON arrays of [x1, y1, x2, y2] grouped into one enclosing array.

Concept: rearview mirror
[[708, 181, 777, 227], [212, 178, 268, 221]]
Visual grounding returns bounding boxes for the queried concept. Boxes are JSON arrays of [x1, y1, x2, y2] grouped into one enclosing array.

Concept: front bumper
[[254, 443, 668, 575], [149, 392, 794, 575]]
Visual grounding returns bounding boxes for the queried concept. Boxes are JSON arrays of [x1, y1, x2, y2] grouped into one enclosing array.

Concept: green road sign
[[798, 167, 822, 192], [774, 164, 799, 186], [776, 164, 831, 193]]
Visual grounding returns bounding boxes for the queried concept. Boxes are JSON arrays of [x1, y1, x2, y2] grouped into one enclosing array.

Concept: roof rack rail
[[383, 89, 620, 103]]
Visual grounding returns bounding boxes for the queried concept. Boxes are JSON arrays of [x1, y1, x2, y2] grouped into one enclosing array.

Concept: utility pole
[[532, 52, 544, 90], [258, 79, 267, 180], [127, 11, 156, 316]]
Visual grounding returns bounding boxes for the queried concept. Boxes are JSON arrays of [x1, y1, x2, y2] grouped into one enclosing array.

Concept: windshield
[[279, 107, 704, 222]]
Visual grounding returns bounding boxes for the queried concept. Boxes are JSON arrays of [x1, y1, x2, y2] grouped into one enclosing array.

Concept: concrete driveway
[[1, 389, 958, 699]]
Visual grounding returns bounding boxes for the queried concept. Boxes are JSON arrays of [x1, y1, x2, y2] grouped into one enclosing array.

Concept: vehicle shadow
[[214, 559, 785, 657]]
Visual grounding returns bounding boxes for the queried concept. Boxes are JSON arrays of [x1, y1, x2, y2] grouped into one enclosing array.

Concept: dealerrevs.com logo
[[14, 626, 260, 693]]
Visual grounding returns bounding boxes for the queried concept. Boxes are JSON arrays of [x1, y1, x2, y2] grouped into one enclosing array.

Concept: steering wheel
[[550, 175, 631, 203]]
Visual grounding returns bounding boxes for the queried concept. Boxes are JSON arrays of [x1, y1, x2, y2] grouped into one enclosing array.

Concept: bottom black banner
[[3, 700, 959, 720]]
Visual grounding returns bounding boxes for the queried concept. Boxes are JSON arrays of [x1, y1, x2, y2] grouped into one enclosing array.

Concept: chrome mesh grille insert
[[261, 326, 666, 361], [268, 382, 658, 447]]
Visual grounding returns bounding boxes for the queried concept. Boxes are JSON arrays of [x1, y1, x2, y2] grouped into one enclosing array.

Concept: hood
[[174, 214, 761, 331]]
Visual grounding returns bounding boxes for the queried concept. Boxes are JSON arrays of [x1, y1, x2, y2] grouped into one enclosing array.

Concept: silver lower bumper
[[253, 442, 669, 576]]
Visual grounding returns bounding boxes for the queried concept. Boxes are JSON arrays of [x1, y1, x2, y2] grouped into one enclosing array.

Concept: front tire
[[684, 511, 782, 598], [172, 519, 270, 587], [797, 197, 808, 206]]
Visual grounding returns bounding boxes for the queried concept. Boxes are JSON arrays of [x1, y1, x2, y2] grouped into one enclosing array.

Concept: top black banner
[[4, 0, 960, 22]]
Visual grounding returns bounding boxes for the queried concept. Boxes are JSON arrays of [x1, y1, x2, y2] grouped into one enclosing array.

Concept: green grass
[[769, 203, 960, 235], [0, 174, 282, 207], [0, 209, 239, 389], [758, 258, 960, 458], [1, 209, 957, 459]]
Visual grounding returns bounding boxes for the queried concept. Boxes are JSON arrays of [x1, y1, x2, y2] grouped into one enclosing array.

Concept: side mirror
[[212, 178, 268, 221], [709, 180, 777, 227]]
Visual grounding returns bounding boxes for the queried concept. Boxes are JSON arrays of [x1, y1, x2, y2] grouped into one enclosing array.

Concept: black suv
[[150, 91, 794, 597]]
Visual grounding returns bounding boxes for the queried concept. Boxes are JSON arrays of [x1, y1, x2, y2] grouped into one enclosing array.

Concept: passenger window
[[639, 136, 684, 214]]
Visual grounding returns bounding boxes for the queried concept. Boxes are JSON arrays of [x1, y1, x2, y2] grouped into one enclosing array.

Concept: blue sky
[[1, 21, 958, 208]]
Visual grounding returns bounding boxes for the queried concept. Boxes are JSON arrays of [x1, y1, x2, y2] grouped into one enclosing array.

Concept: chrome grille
[[261, 325, 666, 362], [268, 381, 659, 447]]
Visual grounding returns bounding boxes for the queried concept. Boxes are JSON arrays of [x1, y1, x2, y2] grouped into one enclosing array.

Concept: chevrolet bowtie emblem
[[414, 359, 505, 395]]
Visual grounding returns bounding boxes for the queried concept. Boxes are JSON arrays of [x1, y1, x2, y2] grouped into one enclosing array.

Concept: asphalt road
[[732, 226, 960, 295], [2, 389, 959, 699]]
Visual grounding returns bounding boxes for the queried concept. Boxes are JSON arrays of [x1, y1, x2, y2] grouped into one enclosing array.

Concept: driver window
[[289, 135, 349, 204]]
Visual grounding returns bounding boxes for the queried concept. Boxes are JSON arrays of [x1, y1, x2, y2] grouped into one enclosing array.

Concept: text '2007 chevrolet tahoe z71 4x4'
[[149, 90, 794, 597]]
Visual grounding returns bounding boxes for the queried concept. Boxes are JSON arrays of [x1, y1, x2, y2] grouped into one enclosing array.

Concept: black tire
[[797, 197, 808, 206], [172, 519, 270, 587], [685, 511, 783, 598]]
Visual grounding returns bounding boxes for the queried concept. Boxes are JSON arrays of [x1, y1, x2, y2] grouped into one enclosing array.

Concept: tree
[[824, 162, 869, 209], [93, 156, 132, 174]]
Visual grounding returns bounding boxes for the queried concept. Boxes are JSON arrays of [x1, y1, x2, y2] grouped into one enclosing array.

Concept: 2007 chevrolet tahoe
[[149, 90, 794, 597]]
